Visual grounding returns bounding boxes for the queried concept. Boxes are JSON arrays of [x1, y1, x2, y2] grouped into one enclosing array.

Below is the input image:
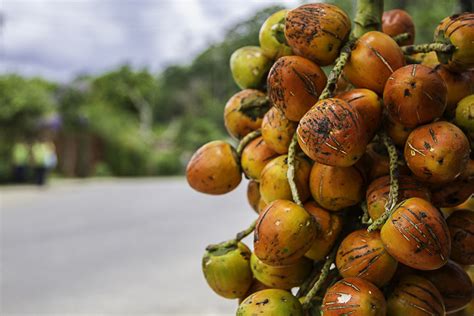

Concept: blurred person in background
[[11, 141, 30, 183], [32, 141, 57, 185]]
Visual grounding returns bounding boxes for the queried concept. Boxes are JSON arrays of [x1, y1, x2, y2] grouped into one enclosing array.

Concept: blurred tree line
[[0, 0, 460, 180]]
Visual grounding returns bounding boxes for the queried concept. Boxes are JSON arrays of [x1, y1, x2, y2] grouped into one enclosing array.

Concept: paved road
[[0, 178, 256, 315]]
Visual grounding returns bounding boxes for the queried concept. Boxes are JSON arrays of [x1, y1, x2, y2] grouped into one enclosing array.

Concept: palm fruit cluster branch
[[186, 0, 474, 315]]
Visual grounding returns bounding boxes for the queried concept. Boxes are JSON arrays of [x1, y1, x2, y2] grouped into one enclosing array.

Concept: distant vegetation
[[0, 0, 459, 180]]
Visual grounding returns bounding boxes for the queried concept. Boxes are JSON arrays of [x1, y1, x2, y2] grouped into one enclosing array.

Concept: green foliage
[[0, 75, 56, 137]]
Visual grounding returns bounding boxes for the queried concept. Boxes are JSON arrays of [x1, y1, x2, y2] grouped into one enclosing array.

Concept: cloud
[[0, 0, 299, 82]]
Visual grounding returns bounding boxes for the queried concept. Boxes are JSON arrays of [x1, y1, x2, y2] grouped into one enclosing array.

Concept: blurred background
[[0, 0, 468, 315]]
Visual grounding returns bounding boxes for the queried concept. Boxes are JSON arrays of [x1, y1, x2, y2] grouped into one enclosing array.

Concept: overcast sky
[[0, 0, 302, 82]]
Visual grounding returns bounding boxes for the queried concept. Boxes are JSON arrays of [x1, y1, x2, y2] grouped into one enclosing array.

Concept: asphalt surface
[[0, 178, 255, 315]]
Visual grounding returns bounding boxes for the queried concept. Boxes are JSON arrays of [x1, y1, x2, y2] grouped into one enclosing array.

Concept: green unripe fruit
[[259, 10, 292, 59], [456, 94, 474, 135], [237, 289, 303, 316], [202, 242, 252, 299], [230, 46, 272, 89]]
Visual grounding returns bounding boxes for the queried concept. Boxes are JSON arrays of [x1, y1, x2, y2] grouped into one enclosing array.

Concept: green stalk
[[236, 130, 261, 157], [393, 32, 411, 44], [351, 0, 384, 39], [206, 220, 257, 251], [402, 43, 455, 55], [368, 132, 399, 232], [287, 133, 303, 207]]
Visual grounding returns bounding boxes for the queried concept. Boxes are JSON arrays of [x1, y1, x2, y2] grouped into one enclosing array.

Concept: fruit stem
[[361, 201, 372, 224], [351, 0, 384, 39], [205, 219, 257, 252], [301, 247, 337, 309], [239, 95, 271, 120], [271, 20, 287, 45], [236, 129, 262, 157], [393, 32, 411, 45], [287, 133, 303, 206], [368, 132, 399, 232], [319, 40, 354, 100], [401, 43, 455, 55]]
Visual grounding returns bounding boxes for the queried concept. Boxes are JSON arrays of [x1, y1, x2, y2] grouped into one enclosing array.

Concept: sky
[[0, 0, 302, 82]]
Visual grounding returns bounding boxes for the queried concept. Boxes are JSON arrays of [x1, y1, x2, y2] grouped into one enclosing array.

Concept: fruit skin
[[420, 260, 473, 314], [336, 229, 398, 287], [387, 274, 446, 316], [250, 253, 312, 289], [381, 197, 451, 270], [433, 66, 474, 114], [431, 159, 474, 208], [344, 31, 405, 94], [447, 210, 474, 265], [284, 3, 351, 66], [309, 163, 364, 211], [230, 46, 272, 89], [261, 107, 297, 154], [186, 140, 241, 195], [456, 94, 474, 136], [260, 155, 311, 204], [384, 116, 413, 148], [384, 64, 447, 128], [337, 88, 383, 140], [247, 180, 261, 213], [237, 289, 303, 316], [202, 242, 253, 299], [366, 175, 431, 221], [241, 136, 278, 180], [297, 98, 369, 167], [413, 51, 439, 67], [382, 9, 415, 45], [223, 89, 266, 139], [434, 13, 474, 73], [304, 201, 343, 261], [254, 200, 317, 266], [238, 279, 269, 304], [362, 142, 410, 181], [259, 9, 292, 60], [321, 277, 386, 316], [404, 121, 470, 184], [267, 55, 327, 122]]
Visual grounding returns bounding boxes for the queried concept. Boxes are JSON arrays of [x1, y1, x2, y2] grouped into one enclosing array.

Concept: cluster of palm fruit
[[186, 1, 474, 315]]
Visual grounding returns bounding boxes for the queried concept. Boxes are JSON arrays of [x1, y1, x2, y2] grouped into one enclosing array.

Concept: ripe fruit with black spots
[[267, 55, 327, 121], [384, 64, 447, 128], [309, 162, 365, 211], [344, 31, 405, 94], [404, 121, 470, 184], [224, 89, 267, 139], [241, 136, 278, 180], [285, 3, 351, 66], [447, 210, 474, 265], [381, 197, 451, 270], [304, 201, 343, 261], [261, 107, 297, 154], [254, 200, 317, 266], [336, 229, 398, 286], [297, 98, 369, 167], [387, 274, 446, 316], [186, 141, 241, 195], [321, 277, 386, 316]]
